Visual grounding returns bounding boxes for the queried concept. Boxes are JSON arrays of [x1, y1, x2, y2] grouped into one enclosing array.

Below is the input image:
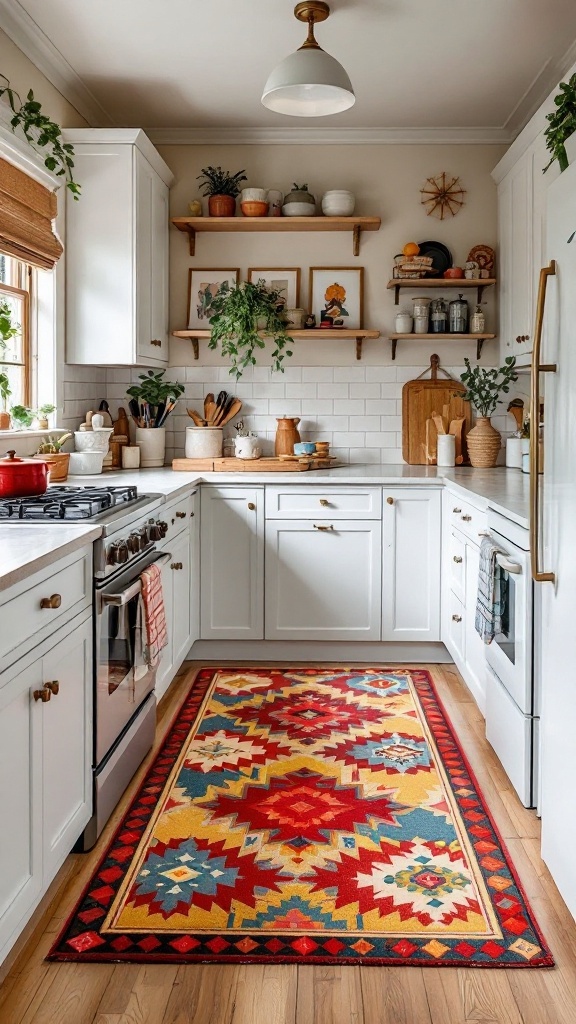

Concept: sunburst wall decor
[[420, 172, 466, 219]]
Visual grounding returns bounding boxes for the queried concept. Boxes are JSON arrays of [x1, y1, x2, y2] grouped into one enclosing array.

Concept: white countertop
[[0, 524, 101, 592]]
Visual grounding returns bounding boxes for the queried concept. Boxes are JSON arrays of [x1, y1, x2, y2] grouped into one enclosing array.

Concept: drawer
[[447, 494, 487, 543], [447, 592, 465, 666], [0, 548, 92, 673], [161, 490, 197, 543], [448, 530, 466, 602], [265, 486, 382, 520]]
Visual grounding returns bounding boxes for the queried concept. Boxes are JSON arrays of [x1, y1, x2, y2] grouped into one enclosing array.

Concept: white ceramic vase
[[136, 427, 166, 467], [321, 190, 356, 216]]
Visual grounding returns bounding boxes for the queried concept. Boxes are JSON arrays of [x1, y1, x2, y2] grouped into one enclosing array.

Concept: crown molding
[[0, 0, 114, 127], [504, 41, 576, 138], [146, 125, 513, 147]]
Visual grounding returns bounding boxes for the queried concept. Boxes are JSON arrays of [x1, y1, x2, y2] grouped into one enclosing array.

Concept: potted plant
[[544, 73, 576, 173], [126, 371, 185, 467], [459, 356, 518, 468], [34, 432, 73, 481], [35, 403, 56, 429], [0, 372, 11, 430], [10, 404, 35, 429], [196, 165, 247, 217], [208, 279, 294, 381]]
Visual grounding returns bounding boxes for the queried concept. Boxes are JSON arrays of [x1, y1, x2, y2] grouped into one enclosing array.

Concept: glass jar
[[430, 297, 448, 334], [470, 304, 486, 334], [449, 294, 469, 333]]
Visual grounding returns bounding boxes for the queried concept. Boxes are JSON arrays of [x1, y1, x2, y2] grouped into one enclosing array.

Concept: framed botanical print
[[187, 268, 240, 329], [247, 268, 301, 310], [309, 267, 364, 328]]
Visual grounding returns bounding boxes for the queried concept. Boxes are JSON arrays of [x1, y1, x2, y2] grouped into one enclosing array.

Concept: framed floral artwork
[[247, 268, 301, 311], [187, 268, 240, 329], [309, 267, 364, 328]]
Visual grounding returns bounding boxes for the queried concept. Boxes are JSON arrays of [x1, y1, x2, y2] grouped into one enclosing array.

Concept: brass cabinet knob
[[453, 555, 463, 563], [40, 594, 62, 610], [150, 339, 162, 347], [452, 614, 462, 623], [386, 496, 394, 505], [319, 498, 330, 507], [452, 507, 461, 514], [248, 502, 256, 511], [313, 524, 334, 531], [45, 680, 60, 696], [33, 686, 51, 702], [176, 511, 186, 519], [461, 514, 472, 522], [170, 562, 183, 570]]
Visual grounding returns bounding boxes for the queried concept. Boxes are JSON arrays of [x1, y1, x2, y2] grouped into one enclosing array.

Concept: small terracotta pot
[[208, 195, 236, 217], [35, 452, 70, 482], [466, 417, 502, 468], [0, 411, 10, 430]]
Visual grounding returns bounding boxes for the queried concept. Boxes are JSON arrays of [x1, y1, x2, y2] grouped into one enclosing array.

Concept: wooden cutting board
[[402, 354, 472, 465], [172, 457, 338, 472]]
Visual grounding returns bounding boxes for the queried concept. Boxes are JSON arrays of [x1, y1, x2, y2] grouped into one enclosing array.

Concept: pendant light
[[261, 1, 355, 117]]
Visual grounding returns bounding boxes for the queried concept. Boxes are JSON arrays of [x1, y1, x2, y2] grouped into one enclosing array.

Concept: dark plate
[[418, 240, 452, 278]]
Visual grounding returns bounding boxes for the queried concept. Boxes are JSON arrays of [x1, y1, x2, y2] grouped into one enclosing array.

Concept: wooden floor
[[2, 662, 576, 1024]]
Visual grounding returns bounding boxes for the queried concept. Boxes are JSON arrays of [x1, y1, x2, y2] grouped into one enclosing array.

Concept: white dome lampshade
[[262, 1, 355, 117]]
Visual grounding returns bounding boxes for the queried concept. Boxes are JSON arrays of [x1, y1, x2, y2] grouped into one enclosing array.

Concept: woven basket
[[34, 452, 70, 482], [466, 418, 502, 468]]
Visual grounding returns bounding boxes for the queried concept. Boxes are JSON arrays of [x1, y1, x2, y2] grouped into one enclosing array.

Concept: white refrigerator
[[535, 160, 576, 919]]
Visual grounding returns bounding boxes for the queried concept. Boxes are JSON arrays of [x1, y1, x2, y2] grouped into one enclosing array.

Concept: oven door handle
[[495, 553, 522, 575], [101, 552, 172, 606]]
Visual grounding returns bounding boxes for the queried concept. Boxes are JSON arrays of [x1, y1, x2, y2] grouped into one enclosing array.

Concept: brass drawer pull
[[452, 614, 462, 623], [453, 555, 463, 563], [461, 514, 472, 522], [313, 524, 334, 531], [170, 562, 183, 570], [176, 511, 186, 519], [386, 496, 394, 505], [33, 686, 51, 703], [45, 680, 60, 696], [40, 594, 62, 610], [319, 499, 330, 507], [150, 339, 162, 347], [452, 507, 461, 514], [248, 502, 256, 511]]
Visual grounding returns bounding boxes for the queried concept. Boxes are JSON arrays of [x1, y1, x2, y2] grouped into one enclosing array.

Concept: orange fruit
[[403, 241, 420, 257]]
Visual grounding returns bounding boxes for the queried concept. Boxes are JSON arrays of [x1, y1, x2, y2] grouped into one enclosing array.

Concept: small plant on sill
[[0, 75, 80, 197], [10, 404, 35, 428], [36, 432, 72, 454], [208, 279, 294, 381], [544, 73, 576, 173], [196, 165, 247, 198]]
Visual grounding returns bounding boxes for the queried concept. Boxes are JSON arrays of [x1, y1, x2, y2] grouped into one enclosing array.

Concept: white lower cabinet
[[265, 519, 382, 641], [382, 489, 441, 642], [156, 490, 199, 699], [201, 487, 264, 640], [0, 611, 92, 964]]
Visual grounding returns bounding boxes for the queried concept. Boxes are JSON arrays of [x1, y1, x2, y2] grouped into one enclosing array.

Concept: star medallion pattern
[[48, 668, 553, 967]]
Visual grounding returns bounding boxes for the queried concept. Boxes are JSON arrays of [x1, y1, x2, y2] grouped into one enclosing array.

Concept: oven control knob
[[158, 520, 168, 538], [139, 524, 151, 544], [127, 532, 142, 553], [116, 542, 129, 564], [107, 543, 119, 565], [149, 522, 161, 541]]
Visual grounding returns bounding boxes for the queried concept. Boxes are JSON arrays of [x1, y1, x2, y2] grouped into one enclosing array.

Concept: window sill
[[0, 428, 68, 442]]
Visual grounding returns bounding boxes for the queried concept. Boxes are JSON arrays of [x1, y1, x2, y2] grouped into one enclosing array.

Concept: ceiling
[[4, 0, 576, 141]]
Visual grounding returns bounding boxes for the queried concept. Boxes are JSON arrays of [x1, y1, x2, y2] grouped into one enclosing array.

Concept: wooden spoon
[[187, 408, 207, 426], [204, 392, 214, 421], [205, 399, 218, 424], [219, 398, 243, 427]]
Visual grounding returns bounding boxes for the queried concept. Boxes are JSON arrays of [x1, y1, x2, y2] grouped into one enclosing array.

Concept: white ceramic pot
[[437, 433, 456, 467], [321, 190, 356, 216], [122, 446, 141, 469], [185, 426, 223, 459], [284, 307, 305, 328], [69, 451, 105, 475], [136, 426, 166, 467], [74, 427, 113, 452], [241, 188, 268, 202], [506, 437, 523, 468], [282, 201, 316, 217], [234, 435, 262, 460]]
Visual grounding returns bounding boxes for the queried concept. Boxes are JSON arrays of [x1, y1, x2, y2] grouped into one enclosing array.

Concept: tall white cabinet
[[382, 489, 441, 642], [64, 129, 174, 367]]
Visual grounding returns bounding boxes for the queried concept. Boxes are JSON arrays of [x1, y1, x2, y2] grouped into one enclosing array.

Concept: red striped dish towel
[[140, 561, 168, 668]]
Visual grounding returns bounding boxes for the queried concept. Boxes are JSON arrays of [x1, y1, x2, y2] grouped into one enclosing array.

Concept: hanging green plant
[[208, 279, 294, 381], [0, 75, 80, 197], [543, 73, 576, 174]]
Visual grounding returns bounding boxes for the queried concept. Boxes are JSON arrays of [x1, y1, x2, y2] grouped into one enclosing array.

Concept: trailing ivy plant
[[544, 73, 576, 173], [208, 279, 294, 381], [459, 356, 518, 419], [0, 75, 80, 197]]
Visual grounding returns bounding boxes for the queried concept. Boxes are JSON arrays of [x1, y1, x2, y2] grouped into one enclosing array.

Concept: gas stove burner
[[0, 484, 141, 522]]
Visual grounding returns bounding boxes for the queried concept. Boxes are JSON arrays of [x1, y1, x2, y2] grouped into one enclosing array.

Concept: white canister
[[395, 310, 413, 333], [414, 315, 429, 333], [135, 426, 166, 468], [185, 426, 223, 459], [437, 433, 456, 467], [234, 435, 262, 460], [506, 437, 523, 468], [122, 445, 141, 469]]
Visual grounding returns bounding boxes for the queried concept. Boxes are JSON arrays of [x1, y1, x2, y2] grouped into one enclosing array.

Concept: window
[[0, 254, 32, 409]]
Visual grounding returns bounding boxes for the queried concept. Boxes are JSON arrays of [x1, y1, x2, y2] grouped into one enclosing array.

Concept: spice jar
[[430, 297, 448, 334], [470, 304, 486, 334], [449, 294, 469, 333], [395, 308, 413, 333]]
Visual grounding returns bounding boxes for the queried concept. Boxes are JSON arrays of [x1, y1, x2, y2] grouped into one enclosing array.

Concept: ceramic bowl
[[294, 442, 316, 455], [321, 190, 356, 216], [69, 451, 105, 475], [240, 188, 268, 203], [282, 201, 316, 217], [74, 427, 113, 452], [241, 200, 269, 217]]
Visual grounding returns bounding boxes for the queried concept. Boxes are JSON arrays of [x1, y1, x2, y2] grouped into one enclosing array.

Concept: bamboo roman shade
[[0, 157, 63, 270]]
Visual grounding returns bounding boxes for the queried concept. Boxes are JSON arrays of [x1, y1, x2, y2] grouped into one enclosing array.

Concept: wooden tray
[[172, 457, 339, 473], [402, 354, 471, 465]]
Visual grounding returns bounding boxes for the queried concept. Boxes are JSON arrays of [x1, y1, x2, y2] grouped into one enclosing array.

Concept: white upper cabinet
[[64, 129, 174, 367]]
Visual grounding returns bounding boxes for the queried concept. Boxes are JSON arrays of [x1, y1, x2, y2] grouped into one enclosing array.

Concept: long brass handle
[[531, 260, 557, 584], [313, 524, 334, 531]]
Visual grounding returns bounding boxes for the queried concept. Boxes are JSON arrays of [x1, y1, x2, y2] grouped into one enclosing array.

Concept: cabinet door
[[499, 155, 534, 360], [201, 488, 264, 640], [382, 489, 441, 642], [135, 151, 168, 367], [0, 660, 42, 963], [155, 554, 174, 699], [170, 529, 193, 669], [41, 616, 92, 882], [464, 540, 487, 713], [150, 171, 170, 358], [265, 520, 382, 641]]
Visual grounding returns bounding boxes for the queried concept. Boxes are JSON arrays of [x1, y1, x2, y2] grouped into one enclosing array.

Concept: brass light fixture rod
[[295, 0, 330, 49]]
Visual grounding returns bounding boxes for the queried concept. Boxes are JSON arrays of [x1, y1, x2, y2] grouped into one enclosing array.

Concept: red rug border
[[47, 666, 555, 969]]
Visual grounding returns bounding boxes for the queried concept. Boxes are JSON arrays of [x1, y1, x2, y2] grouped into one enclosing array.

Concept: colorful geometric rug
[[49, 668, 553, 967]]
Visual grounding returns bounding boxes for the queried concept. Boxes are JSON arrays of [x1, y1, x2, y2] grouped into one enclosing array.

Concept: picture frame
[[247, 267, 301, 310], [187, 268, 240, 329], [309, 267, 364, 329]]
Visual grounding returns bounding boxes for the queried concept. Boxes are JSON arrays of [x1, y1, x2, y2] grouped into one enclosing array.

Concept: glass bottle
[[470, 304, 486, 334], [449, 294, 469, 333], [430, 297, 448, 334]]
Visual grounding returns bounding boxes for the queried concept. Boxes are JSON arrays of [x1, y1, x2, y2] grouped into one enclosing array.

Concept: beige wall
[[161, 142, 506, 370], [0, 29, 87, 128]]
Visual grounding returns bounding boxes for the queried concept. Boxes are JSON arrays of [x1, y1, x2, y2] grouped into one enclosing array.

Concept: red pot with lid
[[0, 450, 50, 498]]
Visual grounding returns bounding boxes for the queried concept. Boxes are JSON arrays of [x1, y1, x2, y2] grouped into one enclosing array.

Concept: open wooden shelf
[[387, 278, 496, 305], [171, 216, 381, 256], [387, 332, 496, 361], [173, 327, 381, 361]]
